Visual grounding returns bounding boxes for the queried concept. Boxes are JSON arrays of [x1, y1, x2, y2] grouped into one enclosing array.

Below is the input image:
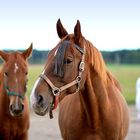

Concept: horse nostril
[[37, 95, 43, 104], [10, 104, 14, 112], [20, 104, 24, 111]]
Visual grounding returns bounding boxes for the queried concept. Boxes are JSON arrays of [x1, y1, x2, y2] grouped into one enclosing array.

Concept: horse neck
[[79, 73, 109, 125], [79, 42, 110, 125]]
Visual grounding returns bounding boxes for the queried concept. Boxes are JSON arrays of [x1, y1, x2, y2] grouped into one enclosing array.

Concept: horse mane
[[85, 39, 122, 92], [53, 34, 121, 92]]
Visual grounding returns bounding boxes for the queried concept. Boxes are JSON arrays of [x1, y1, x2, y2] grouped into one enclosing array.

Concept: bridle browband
[[40, 41, 85, 97]]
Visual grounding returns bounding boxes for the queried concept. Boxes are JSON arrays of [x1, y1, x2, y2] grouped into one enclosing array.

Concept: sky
[[0, 0, 140, 51]]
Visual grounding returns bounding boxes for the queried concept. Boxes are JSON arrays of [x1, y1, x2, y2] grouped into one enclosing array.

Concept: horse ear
[[56, 19, 68, 39], [74, 20, 82, 45], [0, 51, 9, 61], [22, 43, 33, 59]]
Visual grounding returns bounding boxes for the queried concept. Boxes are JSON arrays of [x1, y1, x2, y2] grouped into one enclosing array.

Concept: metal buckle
[[76, 76, 82, 83], [79, 61, 85, 71], [52, 87, 61, 96]]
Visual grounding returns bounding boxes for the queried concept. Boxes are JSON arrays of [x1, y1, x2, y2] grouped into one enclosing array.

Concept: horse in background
[[136, 77, 140, 120], [30, 19, 129, 140], [0, 44, 32, 140]]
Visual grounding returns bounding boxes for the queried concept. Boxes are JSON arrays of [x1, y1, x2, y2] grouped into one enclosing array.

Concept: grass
[[107, 64, 140, 104], [27, 64, 140, 105], [27, 65, 44, 97]]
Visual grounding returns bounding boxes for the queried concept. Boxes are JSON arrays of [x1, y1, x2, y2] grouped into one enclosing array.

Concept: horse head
[[31, 19, 88, 116], [0, 44, 32, 117]]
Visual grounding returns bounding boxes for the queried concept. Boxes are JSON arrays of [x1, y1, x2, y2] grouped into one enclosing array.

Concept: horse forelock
[[54, 41, 71, 77]]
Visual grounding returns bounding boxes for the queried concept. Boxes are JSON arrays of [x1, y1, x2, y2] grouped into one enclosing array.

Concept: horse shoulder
[[59, 93, 83, 138], [106, 81, 129, 138]]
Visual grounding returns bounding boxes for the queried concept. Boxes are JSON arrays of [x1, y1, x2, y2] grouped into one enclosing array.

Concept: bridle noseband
[[40, 41, 85, 97], [5, 86, 25, 100]]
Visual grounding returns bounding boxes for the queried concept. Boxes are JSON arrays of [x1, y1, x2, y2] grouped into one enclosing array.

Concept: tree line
[[0, 49, 140, 64], [30, 49, 140, 64], [102, 49, 140, 64]]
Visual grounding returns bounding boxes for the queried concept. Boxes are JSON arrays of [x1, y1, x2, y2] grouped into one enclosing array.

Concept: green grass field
[[27, 64, 140, 104], [107, 64, 140, 104]]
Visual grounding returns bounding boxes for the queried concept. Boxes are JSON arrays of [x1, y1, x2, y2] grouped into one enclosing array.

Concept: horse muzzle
[[9, 103, 24, 117], [32, 94, 53, 116], [32, 102, 51, 116]]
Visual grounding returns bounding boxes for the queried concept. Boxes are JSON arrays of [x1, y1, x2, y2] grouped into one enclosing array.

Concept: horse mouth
[[33, 102, 52, 116], [9, 110, 23, 117]]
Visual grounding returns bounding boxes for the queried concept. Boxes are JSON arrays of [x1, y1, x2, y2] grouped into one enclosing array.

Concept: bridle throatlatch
[[39, 42, 86, 118]]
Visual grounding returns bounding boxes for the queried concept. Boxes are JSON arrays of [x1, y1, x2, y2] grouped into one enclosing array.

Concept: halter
[[5, 86, 25, 100], [4, 76, 25, 100], [40, 41, 85, 97]]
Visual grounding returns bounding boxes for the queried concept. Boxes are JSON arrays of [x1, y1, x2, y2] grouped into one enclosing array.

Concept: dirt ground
[[29, 105, 140, 140]]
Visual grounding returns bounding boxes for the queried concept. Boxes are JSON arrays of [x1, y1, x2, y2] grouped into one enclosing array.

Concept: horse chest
[[0, 115, 28, 139], [59, 95, 87, 138], [0, 118, 20, 132]]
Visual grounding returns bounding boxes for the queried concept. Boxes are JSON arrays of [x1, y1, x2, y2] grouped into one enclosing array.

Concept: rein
[[39, 41, 85, 118]]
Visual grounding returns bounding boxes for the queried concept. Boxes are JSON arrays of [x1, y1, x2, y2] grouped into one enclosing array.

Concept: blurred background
[[0, 0, 140, 139]]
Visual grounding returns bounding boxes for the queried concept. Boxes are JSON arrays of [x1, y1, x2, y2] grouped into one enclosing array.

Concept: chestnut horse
[[0, 44, 32, 140], [30, 19, 129, 140]]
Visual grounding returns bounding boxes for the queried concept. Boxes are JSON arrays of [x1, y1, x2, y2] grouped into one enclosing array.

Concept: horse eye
[[25, 72, 28, 75], [4, 72, 8, 77], [64, 58, 73, 64]]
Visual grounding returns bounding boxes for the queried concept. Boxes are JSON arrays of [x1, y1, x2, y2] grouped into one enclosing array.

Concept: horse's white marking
[[30, 78, 41, 108], [14, 63, 19, 73], [54, 49, 58, 56], [15, 96, 19, 110], [14, 63, 19, 107], [42, 69, 45, 74], [15, 78, 18, 83], [15, 77, 19, 108], [14, 63, 18, 87]]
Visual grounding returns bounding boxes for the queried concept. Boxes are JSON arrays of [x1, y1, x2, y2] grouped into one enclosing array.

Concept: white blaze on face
[[42, 69, 45, 74], [14, 63, 19, 85], [14, 63, 19, 73], [14, 63, 19, 106], [54, 48, 58, 56], [30, 78, 41, 108]]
